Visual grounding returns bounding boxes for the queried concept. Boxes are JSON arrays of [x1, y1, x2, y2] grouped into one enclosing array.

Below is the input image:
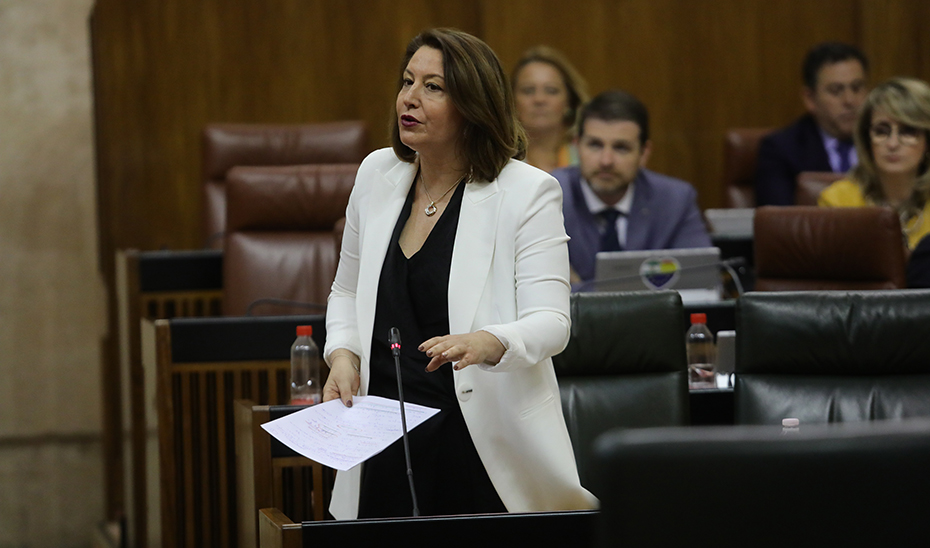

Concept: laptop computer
[[592, 247, 722, 303]]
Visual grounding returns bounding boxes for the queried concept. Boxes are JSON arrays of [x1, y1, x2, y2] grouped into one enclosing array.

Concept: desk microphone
[[390, 327, 419, 516]]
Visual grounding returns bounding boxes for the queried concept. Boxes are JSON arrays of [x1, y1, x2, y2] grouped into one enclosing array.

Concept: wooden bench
[[235, 401, 333, 548], [115, 248, 223, 548], [149, 314, 325, 548]]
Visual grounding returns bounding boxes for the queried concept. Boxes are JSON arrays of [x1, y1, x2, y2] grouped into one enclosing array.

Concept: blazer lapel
[[356, 159, 417, 363], [448, 179, 501, 335]]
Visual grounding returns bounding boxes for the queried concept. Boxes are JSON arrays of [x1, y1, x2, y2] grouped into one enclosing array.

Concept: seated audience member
[[552, 90, 712, 284], [820, 77, 930, 250], [756, 42, 869, 206], [512, 45, 588, 172]]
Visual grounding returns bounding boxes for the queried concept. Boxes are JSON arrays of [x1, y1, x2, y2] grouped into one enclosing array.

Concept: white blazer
[[323, 148, 597, 519]]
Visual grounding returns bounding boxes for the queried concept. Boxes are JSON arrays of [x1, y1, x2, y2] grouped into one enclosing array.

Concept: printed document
[[261, 395, 440, 471]]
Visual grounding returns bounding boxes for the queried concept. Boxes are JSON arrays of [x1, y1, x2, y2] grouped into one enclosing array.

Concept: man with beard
[[552, 90, 711, 285]]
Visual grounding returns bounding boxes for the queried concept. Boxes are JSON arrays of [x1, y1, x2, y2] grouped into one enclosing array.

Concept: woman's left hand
[[420, 330, 506, 372]]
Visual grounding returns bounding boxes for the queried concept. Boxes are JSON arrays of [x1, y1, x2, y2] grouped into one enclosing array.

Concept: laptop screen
[[591, 247, 722, 303]]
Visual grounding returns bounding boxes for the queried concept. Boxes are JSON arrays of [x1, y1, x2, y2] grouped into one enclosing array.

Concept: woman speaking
[[322, 28, 596, 519]]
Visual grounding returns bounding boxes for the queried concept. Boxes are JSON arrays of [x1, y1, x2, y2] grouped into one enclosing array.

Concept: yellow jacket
[[819, 178, 930, 249]]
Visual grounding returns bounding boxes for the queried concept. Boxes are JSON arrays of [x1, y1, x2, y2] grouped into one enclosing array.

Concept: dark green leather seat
[[552, 290, 689, 489], [591, 418, 930, 547], [735, 290, 930, 424]]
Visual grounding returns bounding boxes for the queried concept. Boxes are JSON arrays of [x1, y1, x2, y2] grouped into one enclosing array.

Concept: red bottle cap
[[690, 313, 707, 324], [296, 325, 313, 337]]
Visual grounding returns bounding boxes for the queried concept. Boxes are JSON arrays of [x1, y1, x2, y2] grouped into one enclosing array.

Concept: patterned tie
[[837, 140, 853, 173], [599, 209, 623, 252]]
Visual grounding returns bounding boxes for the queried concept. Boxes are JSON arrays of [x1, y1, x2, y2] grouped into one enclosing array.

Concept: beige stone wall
[[0, 1, 107, 546]]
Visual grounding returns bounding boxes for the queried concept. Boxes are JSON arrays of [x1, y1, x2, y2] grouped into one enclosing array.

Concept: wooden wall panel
[[91, 0, 930, 522], [93, 0, 930, 256], [484, 0, 862, 209], [860, 0, 930, 83], [93, 0, 480, 254]]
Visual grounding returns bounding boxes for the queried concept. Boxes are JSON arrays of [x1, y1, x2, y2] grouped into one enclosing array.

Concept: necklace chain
[[421, 171, 465, 216]]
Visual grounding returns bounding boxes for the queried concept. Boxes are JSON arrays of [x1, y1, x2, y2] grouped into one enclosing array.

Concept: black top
[[358, 180, 505, 518], [908, 234, 930, 288]]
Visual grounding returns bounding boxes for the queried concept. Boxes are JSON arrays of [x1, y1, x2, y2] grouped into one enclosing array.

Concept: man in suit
[[755, 42, 869, 206], [552, 90, 711, 284]]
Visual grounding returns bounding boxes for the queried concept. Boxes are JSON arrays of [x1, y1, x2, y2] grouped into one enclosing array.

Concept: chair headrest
[[754, 205, 907, 288], [225, 163, 357, 232], [736, 289, 930, 374], [201, 121, 368, 180], [553, 290, 686, 376]]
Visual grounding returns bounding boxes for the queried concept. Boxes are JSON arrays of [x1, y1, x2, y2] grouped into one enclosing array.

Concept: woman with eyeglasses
[[819, 77, 930, 249]]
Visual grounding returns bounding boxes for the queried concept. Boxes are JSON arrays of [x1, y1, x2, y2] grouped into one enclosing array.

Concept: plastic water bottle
[[290, 325, 321, 405], [686, 313, 716, 389]]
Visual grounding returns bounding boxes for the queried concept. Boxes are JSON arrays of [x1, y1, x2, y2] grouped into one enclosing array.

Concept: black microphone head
[[389, 327, 401, 346]]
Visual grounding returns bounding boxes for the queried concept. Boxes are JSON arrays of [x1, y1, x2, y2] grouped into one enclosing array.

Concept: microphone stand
[[390, 327, 419, 517]]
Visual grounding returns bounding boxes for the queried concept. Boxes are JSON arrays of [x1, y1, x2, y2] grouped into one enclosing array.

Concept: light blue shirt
[[820, 129, 857, 173]]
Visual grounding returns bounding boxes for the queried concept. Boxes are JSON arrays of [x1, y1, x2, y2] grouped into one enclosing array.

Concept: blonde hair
[[850, 77, 930, 221]]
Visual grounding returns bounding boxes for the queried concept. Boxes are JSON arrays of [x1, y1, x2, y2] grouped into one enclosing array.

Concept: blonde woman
[[511, 45, 588, 172], [819, 77, 930, 249]]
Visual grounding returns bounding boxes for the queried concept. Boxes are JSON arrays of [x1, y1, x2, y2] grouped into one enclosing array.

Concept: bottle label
[[290, 394, 321, 406]]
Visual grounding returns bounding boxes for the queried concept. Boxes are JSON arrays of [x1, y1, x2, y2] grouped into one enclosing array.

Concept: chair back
[[722, 127, 773, 208], [152, 315, 326, 548], [591, 419, 930, 547], [735, 290, 930, 424], [795, 170, 843, 205], [223, 163, 357, 316], [552, 291, 689, 489], [202, 122, 367, 247], [753, 205, 908, 291]]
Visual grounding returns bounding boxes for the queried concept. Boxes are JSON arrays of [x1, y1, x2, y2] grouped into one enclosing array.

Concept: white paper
[[260, 395, 440, 471]]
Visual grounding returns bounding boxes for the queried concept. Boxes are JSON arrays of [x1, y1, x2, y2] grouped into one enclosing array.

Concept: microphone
[[390, 327, 419, 516]]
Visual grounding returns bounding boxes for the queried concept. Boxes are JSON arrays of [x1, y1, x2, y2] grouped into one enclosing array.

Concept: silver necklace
[[421, 172, 464, 216]]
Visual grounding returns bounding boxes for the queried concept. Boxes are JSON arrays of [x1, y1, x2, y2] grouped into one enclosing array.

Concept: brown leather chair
[[722, 127, 773, 208], [223, 163, 357, 316], [202, 122, 368, 247], [795, 170, 844, 205], [754, 205, 908, 291]]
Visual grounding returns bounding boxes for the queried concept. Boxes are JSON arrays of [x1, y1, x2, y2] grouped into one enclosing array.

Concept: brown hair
[[511, 45, 589, 129], [390, 28, 526, 182], [850, 77, 930, 221]]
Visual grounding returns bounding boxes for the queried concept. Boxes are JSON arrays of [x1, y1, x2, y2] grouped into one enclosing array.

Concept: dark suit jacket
[[553, 166, 712, 282], [908, 234, 930, 288], [755, 114, 832, 206]]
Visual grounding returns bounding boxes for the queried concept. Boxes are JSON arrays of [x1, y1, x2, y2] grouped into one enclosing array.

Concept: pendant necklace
[[421, 171, 465, 216]]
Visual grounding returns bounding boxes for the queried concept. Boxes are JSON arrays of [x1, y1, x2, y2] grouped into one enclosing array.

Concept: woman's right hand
[[323, 350, 360, 407]]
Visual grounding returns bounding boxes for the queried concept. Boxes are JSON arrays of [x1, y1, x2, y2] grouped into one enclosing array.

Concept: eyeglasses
[[869, 122, 925, 146]]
